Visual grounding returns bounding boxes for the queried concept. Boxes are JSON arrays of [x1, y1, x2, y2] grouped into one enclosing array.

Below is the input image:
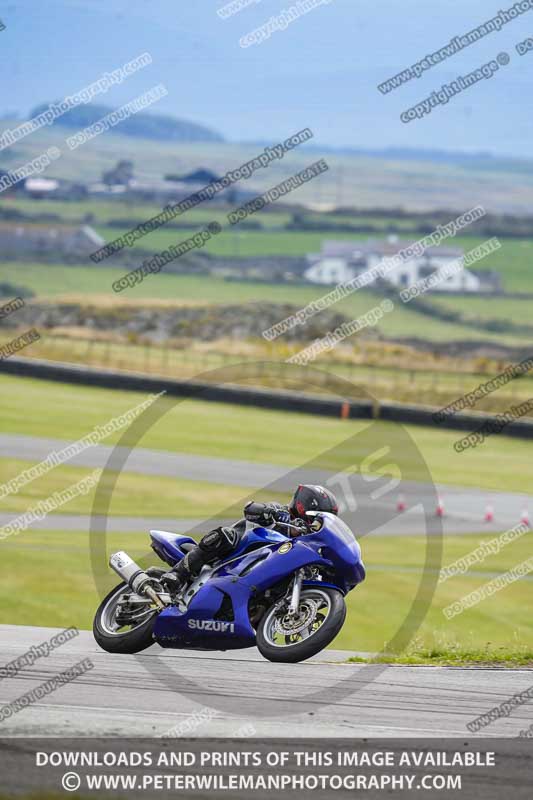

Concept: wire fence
[[2, 330, 532, 417]]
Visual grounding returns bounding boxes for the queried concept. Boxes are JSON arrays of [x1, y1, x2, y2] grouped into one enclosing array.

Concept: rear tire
[[256, 586, 346, 663], [93, 582, 158, 654]]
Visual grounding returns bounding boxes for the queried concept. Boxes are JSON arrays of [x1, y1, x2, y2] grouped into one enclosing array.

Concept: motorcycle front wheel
[[256, 586, 346, 663], [93, 581, 159, 654]]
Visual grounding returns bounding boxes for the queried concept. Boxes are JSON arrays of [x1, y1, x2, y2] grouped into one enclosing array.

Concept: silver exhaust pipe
[[109, 551, 166, 609]]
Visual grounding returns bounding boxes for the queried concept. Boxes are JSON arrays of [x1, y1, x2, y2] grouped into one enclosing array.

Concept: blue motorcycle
[[93, 513, 365, 663]]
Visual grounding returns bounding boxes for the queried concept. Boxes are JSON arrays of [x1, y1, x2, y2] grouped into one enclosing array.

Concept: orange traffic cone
[[397, 494, 406, 512], [436, 497, 445, 517], [484, 504, 494, 523]]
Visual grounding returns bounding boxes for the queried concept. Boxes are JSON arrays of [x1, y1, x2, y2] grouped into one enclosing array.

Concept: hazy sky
[[3, 0, 532, 156]]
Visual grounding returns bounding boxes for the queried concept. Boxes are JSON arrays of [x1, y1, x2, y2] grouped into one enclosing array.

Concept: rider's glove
[[244, 501, 290, 526], [244, 501, 274, 525], [288, 517, 308, 537], [269, 503, 290, 525]]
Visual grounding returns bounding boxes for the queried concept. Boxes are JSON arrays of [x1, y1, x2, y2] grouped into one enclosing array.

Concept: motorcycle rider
[[167, 484, 339, 589]]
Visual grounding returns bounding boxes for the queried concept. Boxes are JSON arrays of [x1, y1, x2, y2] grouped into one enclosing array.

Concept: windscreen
[[319, 513, 357, 545]]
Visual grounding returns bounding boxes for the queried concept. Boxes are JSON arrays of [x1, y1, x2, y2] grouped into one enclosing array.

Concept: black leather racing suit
[[172, 501, 292, 584]]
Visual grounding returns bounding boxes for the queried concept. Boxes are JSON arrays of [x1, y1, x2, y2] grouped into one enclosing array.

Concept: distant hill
[[4, 119, 533, 214], [29, 103, 224, 144], [319, 146, 533, 175]]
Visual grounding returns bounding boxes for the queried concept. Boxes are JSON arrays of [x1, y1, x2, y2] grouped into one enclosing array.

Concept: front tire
[[256, 586, 346, 663], [93, 581, 158, 654]]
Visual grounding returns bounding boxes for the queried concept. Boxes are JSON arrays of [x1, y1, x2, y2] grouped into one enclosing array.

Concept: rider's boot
[[162, 548, 205, 592], [163, 527, 237, 593]]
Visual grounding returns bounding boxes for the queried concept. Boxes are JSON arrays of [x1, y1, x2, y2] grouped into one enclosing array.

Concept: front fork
[[288, 569, 303, 616]]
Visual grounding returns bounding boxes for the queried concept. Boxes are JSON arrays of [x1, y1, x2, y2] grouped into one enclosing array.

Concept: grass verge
[[1, 374, 532, 493], [0, 457, 284, 517], [347, 640, 533, 667]]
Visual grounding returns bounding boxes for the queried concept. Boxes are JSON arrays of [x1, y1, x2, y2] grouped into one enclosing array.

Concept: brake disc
[[274, 599, 319, 636]]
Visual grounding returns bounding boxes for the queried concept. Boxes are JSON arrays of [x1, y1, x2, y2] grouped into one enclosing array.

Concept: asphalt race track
[[1, 625, 532, 738], [0, 433, 529, 536]]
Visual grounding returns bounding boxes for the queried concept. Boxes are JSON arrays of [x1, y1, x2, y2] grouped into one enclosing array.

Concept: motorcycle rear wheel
[[256, 586, 346, 663], [93, 581, 159, 654]]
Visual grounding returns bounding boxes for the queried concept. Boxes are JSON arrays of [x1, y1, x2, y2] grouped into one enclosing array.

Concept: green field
[[1, 264, 531, 347], [2, 125, 533, 299], [110, 228, 519, 292], [2, 144, 531, 310], [433, 293, 533, 321], [3, 196, 291, 229], [88, 224, 533, 293], [1, 373, 532, 493], [337, 532, 533, 655], [0, 457, 284, 518]]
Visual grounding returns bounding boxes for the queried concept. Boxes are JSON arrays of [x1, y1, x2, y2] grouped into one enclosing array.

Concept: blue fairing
[[231, 524, 288, 555], [152, 515, 365, 651]]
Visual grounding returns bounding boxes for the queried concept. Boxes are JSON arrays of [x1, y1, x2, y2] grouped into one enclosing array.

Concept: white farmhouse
[[304, 238, 481, 293]]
